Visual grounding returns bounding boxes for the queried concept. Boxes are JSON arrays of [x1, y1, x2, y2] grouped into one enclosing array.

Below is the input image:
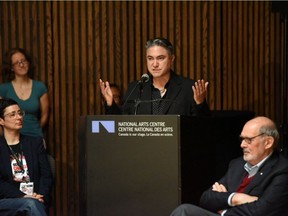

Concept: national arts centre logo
[[92, 120, 115, 133]]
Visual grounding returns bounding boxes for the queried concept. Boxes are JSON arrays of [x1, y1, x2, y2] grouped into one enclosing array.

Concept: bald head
[[246, 116, 276, 127], [240, 116, 279, 165], [244, 116, 279, 148]]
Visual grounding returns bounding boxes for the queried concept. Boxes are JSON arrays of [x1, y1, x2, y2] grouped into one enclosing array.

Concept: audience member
[[100, 37, 210, 116], [0, 48, 49, 139], [170, 116, 288, 216], [0, 98, 51, 215]]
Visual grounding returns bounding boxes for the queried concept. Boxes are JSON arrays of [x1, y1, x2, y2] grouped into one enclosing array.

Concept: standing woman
[[0, 48, 49, 139]]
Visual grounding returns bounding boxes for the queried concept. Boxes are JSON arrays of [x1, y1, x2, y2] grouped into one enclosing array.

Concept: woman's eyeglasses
[[12, 59, 28, 68], [4, 110, 25, 119]]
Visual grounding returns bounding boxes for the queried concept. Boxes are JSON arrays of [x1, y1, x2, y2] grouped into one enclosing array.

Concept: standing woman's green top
[[0, 80, 48, 137]]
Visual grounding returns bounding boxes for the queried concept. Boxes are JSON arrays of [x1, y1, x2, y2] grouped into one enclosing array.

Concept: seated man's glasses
[[239, 133, 265, 144], [4, 110, 25, 119]]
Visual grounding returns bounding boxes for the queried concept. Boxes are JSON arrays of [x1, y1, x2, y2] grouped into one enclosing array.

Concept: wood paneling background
[[0, 1, 285, 216]]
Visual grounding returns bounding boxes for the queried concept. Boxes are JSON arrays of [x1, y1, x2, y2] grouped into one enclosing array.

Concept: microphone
[[122, 74, 150, 113], [138, 73, 150, 84]]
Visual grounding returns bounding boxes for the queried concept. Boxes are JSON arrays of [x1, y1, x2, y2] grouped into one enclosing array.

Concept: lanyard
[[8, 143, 25, 174]]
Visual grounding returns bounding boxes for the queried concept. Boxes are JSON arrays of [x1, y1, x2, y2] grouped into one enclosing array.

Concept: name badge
[[20, 182, 34, 195]]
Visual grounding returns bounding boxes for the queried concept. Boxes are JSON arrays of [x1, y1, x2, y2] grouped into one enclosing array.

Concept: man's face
[[146, 46, 175, 79], [240, 123, 268, 165]]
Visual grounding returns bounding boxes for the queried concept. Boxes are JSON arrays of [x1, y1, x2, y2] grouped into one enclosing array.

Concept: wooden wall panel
[[0, 1, 284, 216], [221, 2, 281, 116]]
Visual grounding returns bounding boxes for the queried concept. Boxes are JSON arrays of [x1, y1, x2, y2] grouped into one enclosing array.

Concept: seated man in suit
[[100, 37, 210, 116], [171, 116, 288, 216], [0, 98, 52, 215]]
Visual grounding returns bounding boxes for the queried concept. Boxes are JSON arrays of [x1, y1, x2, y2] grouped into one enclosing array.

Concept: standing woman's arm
[[40, 92, 49, 128]]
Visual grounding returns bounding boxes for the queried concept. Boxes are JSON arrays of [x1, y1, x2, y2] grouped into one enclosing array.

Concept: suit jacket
[[106, 72, 210, 116], [0, 135, 52, 204], [199, 151, 288, 216]]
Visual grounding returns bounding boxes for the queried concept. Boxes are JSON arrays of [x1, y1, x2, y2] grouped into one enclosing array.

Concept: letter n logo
[[92, 121, 115, 133]]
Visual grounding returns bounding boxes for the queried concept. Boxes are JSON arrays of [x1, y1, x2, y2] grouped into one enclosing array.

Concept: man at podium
[[100, 37, 210, 116]]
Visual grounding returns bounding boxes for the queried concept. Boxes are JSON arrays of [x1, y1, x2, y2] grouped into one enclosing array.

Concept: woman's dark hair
[[2, 48, 34, 81], [0, 98, 18, 118]]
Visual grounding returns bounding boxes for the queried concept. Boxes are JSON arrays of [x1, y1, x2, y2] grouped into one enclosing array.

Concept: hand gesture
[[192, 79, 209, 105], [99, 79, 114, 106]]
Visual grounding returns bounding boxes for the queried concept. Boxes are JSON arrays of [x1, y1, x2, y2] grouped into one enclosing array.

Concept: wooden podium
[[79, 112, 254, 216]]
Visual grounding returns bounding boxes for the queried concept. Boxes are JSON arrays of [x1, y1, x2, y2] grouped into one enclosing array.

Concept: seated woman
[[0, 98, 52, 216]]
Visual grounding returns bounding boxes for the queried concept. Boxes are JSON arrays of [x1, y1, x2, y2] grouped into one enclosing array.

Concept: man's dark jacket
[[106, 72, 210, 116], [200, 151, 288, 216]]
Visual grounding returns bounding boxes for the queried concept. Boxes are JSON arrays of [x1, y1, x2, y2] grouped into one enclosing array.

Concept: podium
[[79, 112, 254, 216]]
